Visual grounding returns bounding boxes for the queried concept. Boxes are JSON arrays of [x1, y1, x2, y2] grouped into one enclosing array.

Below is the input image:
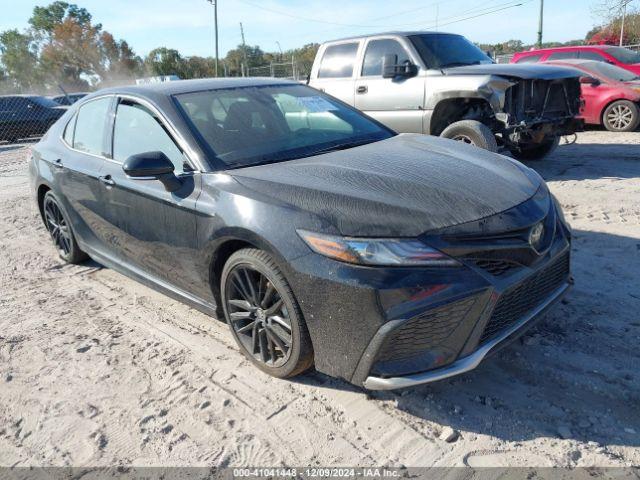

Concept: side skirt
[[80, 243, 219, 319]]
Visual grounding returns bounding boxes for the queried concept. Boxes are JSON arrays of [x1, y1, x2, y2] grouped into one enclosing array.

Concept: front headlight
[[297, 230, 460, 267]]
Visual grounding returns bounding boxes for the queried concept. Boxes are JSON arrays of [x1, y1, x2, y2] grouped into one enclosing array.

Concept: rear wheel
[[603, 100, 639, 132], [509, 136, 560, 161], [42, 191, 88, 264], [221, 248, 314, 378], [440, 120, 498, 152]]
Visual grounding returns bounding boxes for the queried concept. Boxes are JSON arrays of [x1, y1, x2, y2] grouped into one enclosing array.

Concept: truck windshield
[[175, 84, 393, 169], [409, 34, 494, 69]]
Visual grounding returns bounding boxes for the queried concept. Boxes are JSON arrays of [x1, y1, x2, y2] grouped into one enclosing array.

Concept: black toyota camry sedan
[[29, 78, 572, 389]]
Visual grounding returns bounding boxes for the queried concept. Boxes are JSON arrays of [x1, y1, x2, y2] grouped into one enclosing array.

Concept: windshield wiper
[[302, 138, 380, 157]]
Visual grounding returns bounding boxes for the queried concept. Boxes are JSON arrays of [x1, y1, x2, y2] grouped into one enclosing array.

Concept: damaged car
[[309, 32, 583, 160], [30, 79, 572, 389]]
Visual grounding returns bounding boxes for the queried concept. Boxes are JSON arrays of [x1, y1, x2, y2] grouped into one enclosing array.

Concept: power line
[[234, 0, 388, 28], [279, 0, 530, 41]]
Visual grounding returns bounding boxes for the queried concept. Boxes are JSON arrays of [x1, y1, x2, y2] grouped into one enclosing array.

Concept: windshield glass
[[32, 96, 61, 108], [583, 61, 639, 82], [175, 84, 393, 169], [409, 34, 493, 69], [605, 47, 640, 64]]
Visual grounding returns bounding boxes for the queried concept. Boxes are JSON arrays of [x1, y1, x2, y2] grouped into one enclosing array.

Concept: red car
[[545, 59, 640, 132], [512, 45, 640, 76]]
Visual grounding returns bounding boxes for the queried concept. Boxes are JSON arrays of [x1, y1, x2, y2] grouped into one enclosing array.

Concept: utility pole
[[276, 41, 283, 62], [620, 0, 632, 47], [240, 22, 248, 77], [206, 0, 219, 77], [537, 0, 544, 48]]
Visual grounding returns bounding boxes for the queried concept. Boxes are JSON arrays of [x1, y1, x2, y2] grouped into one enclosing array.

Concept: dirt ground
[[0, 131, 639, 468]]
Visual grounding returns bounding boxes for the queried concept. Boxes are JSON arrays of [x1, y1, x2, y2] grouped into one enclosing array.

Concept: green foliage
[[0, 29, 41, 91], [0, 2, 141, 92]]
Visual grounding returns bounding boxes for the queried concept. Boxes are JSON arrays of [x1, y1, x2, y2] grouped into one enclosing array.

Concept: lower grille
[[480, 252, 570, 343], [467, 258, 520, 276], [377, 296, 477, 362]]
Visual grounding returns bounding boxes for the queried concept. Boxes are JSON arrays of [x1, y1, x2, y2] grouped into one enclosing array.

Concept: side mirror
[[579, 76, 600, 86], [122, 151, 182, 192], [382, 54, 418, 79], [382, 54, 399, 78]]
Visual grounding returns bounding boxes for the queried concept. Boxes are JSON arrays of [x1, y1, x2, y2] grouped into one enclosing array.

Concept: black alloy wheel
[[222, 248, 313, 378], [42, 191, 87, 263]]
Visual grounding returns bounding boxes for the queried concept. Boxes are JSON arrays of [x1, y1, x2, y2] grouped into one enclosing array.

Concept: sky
[[0, 0, 599, 58]]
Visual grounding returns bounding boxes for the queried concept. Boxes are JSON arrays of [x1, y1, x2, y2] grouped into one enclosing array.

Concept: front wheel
[[221, 248, 314, 379], [440, 120, 498, 152], [603, 100, 640, 132], [42, 191, 88, 263], [509, 136, 560, 161]]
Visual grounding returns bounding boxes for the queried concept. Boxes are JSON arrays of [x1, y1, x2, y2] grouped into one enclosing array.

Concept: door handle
[[99, 175, 115, 187], [357, 85, 368, 94], [52, 158, 64, 169]]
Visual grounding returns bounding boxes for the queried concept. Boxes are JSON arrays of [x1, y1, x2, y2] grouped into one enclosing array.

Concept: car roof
[[324, 31, 458, 43], [96, 77, 299, 98], [545, 59, 602, 67], [0, 94, 47, 99], [519, 45, 613, 54]]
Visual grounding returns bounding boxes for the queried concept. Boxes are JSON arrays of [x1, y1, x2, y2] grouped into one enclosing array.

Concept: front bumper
[[362, 280, 570, 390], [285, 191, 571, 387]]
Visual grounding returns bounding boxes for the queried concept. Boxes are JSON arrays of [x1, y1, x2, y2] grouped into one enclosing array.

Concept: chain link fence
[[246, 59, 312, 81], [0, 90, 89, 145]]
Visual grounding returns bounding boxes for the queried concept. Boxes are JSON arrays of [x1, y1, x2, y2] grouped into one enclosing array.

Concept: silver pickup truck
[[309, 32, 583, 160]]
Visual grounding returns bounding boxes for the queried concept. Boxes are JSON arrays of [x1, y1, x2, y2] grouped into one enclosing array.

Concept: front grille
[[480, 252, 570, 343], [377, 296, 477, 362]]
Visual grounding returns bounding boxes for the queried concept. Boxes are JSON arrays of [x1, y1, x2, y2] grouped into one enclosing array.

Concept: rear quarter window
[[318, 43, 359, 78]]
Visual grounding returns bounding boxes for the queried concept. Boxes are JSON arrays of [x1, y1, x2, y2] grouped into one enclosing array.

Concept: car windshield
[[409, 33, 494, 69], [605, 47, 640, 64], [582, 61, 639, 82], [31, 96, 61, 108], [175, 84, 393, 169]]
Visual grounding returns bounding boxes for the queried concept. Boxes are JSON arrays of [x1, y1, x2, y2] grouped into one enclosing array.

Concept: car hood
[[229, 134, 542, 237], [443, 63, 581, 80]]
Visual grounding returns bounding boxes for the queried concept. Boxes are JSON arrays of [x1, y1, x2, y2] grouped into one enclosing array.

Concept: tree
[[100, 32, 143, 82], [29, 2, 94, 38], [181, 56, 216, 79], [39, 17, 105, 89], [224, 44, 265, 76], [0, 29, 41, 90], [144, 47, 184, 76]]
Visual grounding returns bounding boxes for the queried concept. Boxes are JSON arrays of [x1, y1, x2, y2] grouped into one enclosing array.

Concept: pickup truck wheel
[[440, 120, 498, 152], [603, 100, 640, 132], [509, 136, 560, 161]]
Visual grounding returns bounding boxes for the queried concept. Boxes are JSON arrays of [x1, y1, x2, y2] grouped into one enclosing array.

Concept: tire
[[42, 191, 88, 264], [509, 136, 560, 161], [602, 100, 640, 132], [440, 120, 498, 152], [221, 248, 314, 378]]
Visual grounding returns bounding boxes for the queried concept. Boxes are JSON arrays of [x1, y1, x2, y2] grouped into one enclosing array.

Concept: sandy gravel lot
[[0, 132, 639, 468]]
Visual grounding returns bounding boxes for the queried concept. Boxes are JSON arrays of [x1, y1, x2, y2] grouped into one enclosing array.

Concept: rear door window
[[579, 50, 605, 61], [318, 43, 359, 78], [548, 51, 579, 60], [515, 55, 542, 63], [362, 39, 411, 76], [73, 97, 111, 156]]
